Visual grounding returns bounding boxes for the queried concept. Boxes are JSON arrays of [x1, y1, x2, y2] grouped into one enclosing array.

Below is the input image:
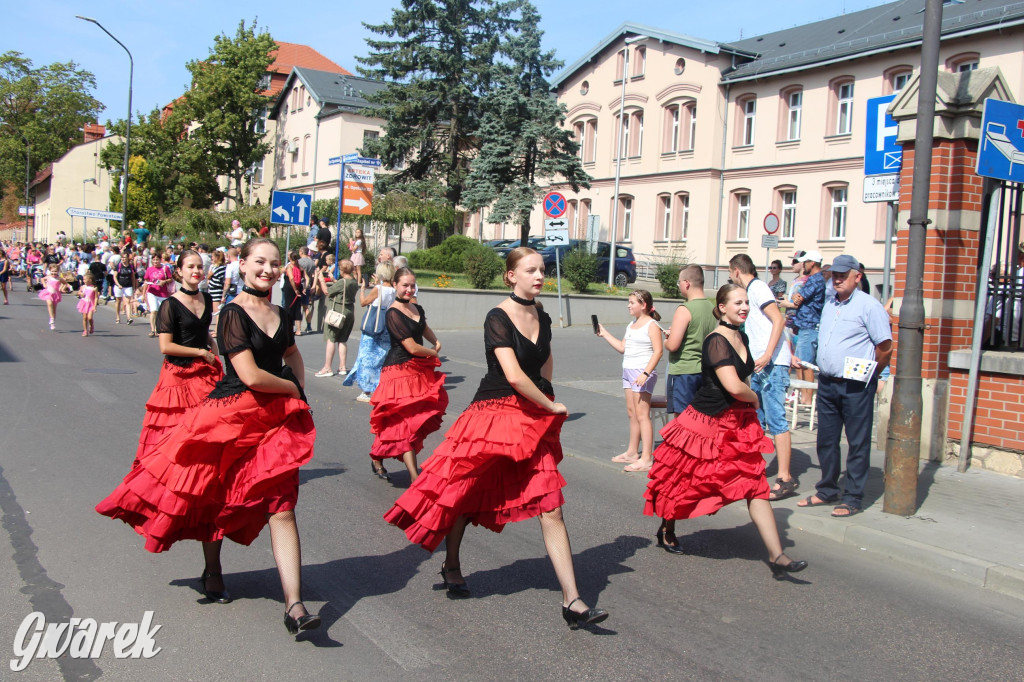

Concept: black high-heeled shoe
[[439, 562, 470, 599], [561, 597, 609, 630], [769, 554, 808, 579], [199, 570, 232, 604], [371, 461, 390, 481], [655, 522, 686, 555], [284, 602, 321, 635]]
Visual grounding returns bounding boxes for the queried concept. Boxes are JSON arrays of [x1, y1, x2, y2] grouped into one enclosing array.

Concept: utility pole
[[884, 0, 943, 516]]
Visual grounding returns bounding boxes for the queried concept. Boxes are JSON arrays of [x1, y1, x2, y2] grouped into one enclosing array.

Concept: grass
[[412, 269, 636, 297]]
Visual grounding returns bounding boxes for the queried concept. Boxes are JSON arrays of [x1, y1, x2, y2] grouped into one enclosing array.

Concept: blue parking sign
[[977, 98, 1024, 183], [864, 95, 902, 176]]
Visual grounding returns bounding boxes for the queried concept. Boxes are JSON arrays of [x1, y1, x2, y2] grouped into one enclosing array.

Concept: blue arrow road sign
[[865, 95, 902, 176], [977, 98, 1024, 183], [270, 190, 313, 227]]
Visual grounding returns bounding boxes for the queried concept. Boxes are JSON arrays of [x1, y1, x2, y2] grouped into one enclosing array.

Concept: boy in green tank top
[[664, 265, 717, 414]]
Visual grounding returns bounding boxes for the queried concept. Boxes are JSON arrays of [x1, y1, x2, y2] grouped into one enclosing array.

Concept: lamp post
[[76, 15, 132, 237], [82, 178, 96, 242], [608, 34, 648, 287], [21, 136, 31, 242]]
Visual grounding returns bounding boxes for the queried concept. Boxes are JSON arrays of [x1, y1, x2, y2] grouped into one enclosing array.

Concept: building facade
[[468, 0, 1024, 283]]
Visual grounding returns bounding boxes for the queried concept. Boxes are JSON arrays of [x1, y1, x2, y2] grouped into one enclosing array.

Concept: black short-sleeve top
[[155, 293, 213, 366], [210, 302, 296, 398], [471, 307, 554, 403], [383, 305, 426, 367], [688, 331, 755, 417]]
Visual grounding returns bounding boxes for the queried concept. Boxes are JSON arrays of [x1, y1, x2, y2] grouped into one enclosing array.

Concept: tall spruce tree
[[357, 0, 516, 231], [462, 1, 590, 244], [180, 20, 275, 207]]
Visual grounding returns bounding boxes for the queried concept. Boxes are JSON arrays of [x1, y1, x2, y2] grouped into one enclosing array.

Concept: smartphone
[[591, 315, 600, 334]]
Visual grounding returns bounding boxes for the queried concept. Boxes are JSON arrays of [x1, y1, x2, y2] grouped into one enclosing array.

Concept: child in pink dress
[[77, 273, 99, 336], [38, 265, 69, 330]]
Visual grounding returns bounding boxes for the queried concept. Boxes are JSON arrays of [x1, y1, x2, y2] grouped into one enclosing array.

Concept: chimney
[[83, 123, 105, 143]]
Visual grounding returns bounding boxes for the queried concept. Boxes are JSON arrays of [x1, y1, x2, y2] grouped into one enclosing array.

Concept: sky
[[9, 0, 892, 122]]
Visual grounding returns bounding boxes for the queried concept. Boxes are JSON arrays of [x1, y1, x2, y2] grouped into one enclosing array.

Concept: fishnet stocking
[[268, 511, 306, 614], [538, 507, 587, 610]]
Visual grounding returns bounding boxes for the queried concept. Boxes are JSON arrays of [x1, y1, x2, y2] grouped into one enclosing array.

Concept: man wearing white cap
[[784, 250, 825, 401], [132, 221, 150, 245]]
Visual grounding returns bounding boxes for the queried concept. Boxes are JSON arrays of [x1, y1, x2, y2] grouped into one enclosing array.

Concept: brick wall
[[948, 370, 1024, 450]]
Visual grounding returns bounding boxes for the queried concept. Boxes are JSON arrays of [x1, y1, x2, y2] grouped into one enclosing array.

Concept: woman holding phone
[[595, 290, 663, 472]]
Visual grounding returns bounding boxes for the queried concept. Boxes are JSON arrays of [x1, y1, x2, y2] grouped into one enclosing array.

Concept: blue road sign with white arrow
[[270, 190, 313, 227], [865, 95, 902, 176], [977, 98, 1024, 183]]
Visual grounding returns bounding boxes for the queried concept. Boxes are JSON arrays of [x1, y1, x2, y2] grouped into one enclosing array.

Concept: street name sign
[[328, 156, 342, 166], [342, 165, 374, 216], [342, 154, 382, 167], [270, 190, 313, 226], [544, 218, 570, 246], [865, 95, 902, 176], [863, 174, 900, 203], [976, 98, 1024, 183], [66, 207, 122, 221]]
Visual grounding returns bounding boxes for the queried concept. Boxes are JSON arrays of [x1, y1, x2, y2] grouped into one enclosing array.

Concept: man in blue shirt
[[783, 250, 825, 402], [132, 221, 150, 245], [795, 255, 892, 517]]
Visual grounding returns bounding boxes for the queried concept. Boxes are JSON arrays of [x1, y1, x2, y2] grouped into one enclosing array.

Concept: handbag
[[325, 279, 349, 330], [360, 286, 388, 335]]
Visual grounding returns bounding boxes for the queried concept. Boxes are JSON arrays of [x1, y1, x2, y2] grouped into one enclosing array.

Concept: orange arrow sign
[[342, 165, 374, 216]]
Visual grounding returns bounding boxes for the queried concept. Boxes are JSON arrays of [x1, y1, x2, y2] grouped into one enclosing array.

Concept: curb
[[788, 508, 1024, 601]]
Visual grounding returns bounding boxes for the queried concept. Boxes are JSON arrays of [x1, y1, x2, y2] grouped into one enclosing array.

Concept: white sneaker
[[355, 392, 372, 403], [314, 369, 334, 378]]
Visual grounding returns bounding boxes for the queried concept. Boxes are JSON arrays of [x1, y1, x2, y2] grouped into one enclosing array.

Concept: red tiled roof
[[29, 164, 52, 189], [269, 42, 349, 76]]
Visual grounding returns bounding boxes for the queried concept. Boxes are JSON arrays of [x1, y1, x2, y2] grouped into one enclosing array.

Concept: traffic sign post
[[65, 207, 123, 221], [976, 98, 1024, 183], [341, 165, 374, 215], [544, 218, 570, 328], [542, 192, 567, 218], [270, 190, 313, 227], [865, 95, 902, 175], [762, 212, 780, 276]]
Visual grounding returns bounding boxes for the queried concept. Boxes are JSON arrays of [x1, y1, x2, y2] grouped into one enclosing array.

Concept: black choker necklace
[[719, 321, 741, 330], [179, 286, 200, 295], [241, 285, 270, 298], [509, 292, 536, 306], [395, 296, 410, 303]]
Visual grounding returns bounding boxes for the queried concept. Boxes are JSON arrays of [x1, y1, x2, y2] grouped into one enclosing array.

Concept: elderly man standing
[[796, 255, 892, 518]]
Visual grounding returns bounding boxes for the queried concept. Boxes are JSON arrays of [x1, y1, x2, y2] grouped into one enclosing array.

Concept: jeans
[[751, 363, 790, 435], [794, 325, 819, 364], [815, 375, 877, 507]]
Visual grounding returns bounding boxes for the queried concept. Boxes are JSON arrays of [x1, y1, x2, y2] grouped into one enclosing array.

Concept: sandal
[[831, 503, 862, 518], [623, 460, 652, 473], [611, 453, 639, 463], [768, 477, 799, 501], [797, 494, 836, 508], [148, 331, 157, 338]]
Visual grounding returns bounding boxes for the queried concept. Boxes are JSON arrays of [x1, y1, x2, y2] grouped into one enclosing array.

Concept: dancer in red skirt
[[369, 267, 447, 482], [97, 238, 321, 635], [643, 283, 808, 578], [135, 249, 222, 465], [384, 248, 608, 629]]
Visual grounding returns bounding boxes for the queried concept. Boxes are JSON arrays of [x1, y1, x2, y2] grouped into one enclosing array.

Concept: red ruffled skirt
[[369, 357, 448, 460], [96, 390, 316, 553], [135, 358, 223, 463], [644, 405, 773, 521], [384, 395, 566, 552]]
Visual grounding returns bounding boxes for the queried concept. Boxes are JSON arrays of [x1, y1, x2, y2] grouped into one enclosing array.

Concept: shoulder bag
[[360, 285, 388, 335], [325, 280, 349, 330]]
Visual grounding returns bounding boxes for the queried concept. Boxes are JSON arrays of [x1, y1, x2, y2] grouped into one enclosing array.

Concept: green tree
[[463, 1, 590, 245], [357, 0, 514, 230], [180, 20, 275, 208], [109, 155, 160, 232], [101, 107, 223, 216], [0, 51, 102, 216]]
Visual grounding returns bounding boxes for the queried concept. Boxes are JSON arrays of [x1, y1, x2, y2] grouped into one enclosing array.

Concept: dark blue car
[[538, 240, 637, 287]]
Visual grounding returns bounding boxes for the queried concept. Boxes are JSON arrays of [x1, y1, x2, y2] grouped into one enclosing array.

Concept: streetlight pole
[[22, 137, 31, 242], [76, 16, 132, 237], [608, 34, 648, 287], [83, 178, 95, 242]]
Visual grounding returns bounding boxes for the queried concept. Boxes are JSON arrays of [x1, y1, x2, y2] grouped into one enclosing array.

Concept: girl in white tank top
[[595, 290, 664, 472]]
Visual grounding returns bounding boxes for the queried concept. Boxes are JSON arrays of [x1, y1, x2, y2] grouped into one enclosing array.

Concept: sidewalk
[[776, 427, 1024, 600]]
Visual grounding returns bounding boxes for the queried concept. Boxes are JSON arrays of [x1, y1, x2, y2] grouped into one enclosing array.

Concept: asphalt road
[[0, 289, 1021, 681]]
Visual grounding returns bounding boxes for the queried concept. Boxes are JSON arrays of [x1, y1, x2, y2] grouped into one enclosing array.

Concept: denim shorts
[[666, 373, 702, 414], [751, 363, 791, 436], [794, 326, 819, 365]]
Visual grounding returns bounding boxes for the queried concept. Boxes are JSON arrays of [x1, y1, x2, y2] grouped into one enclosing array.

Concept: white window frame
[[687, 103, 697, 151], [634, 111, 644, 156], [742, 98, 756, 146], [782, 190, 797, 240], [737, 193, 750, 240], [622, 198, 633, 241], [669, 106, 680, 153], [680, 194, 690, 240], [892, 72, 911, 93], [836, 82, 854, 135], [617, 113, 631, 160], [787, 91, 802, 141], [253, 158, 264, 185], [830, 187, 848, 239], [661, 195, 672, 240]]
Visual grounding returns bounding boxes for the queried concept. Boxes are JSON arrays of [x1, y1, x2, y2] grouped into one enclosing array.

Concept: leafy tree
[[357, 0, 514, 230], [462, 1, 590, 245], [179, 20, 275, 208], [108, 156, 160, 231], [0, 51, 102, 216]]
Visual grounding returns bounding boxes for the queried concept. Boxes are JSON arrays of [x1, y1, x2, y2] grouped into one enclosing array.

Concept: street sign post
[[865, 95, 902, 175], [762, 213, 780, 275], [761, 234, 779, 249], [542, 191, 567, 218], [270, 190, 313, 226], [66, 207, 122, 221], [543, 218, 570, 328], [976, 98, 1024, 183], [341, 165, 374, 216]]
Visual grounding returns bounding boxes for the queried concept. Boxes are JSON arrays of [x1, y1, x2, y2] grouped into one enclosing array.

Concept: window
[[363, 130, 380, 157], [615, 112, 630, 160], [677, 193, 690, 240], [737, 97, 756, 146], [297, 86, 305, 111], [736, 192, 750, 240], [622, 197, 633, 241], [830, 187, 848, 239], [781, 190, 797, 240], [258, 74, 271, 91], [674, 58, 686, 75], [253, 158, 264, 185], [957, 60, 978, 72], [784, 89, 802, 141], [835, 81, 854, 135], [947, 52, 980, 73], [290, 88, 297, 112], [631, 111, 644, 156], [279, 142, 288, 179], [890, 70, 911, 94], [254, 106, 267, 134], [289, 138, 299, 177], [632, 46, 646, 78], [615, 49, 626, 81], [577, 199, 591, 239], [579, 80, 589, 95], [658, 195, 672, 240], [686, 103, 697, 151], [301, 135, 310, 174], [666, 106, 680, 153], [573, 119, 598, 163], [664, 102, 696, 153]]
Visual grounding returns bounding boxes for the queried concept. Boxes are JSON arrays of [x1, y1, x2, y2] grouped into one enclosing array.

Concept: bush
[[656, 262, 686, 298], [407, 234, 478, 273], [463, 242, 504, 289], [561, 248, 598, 293]]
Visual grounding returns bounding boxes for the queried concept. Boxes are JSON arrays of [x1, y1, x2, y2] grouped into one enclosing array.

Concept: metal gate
[[981, 181, 1024, 351]]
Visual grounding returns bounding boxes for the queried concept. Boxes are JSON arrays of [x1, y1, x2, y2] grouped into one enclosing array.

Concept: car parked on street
[[493, 237, 547, 259], [538, 240, 637, 287]]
